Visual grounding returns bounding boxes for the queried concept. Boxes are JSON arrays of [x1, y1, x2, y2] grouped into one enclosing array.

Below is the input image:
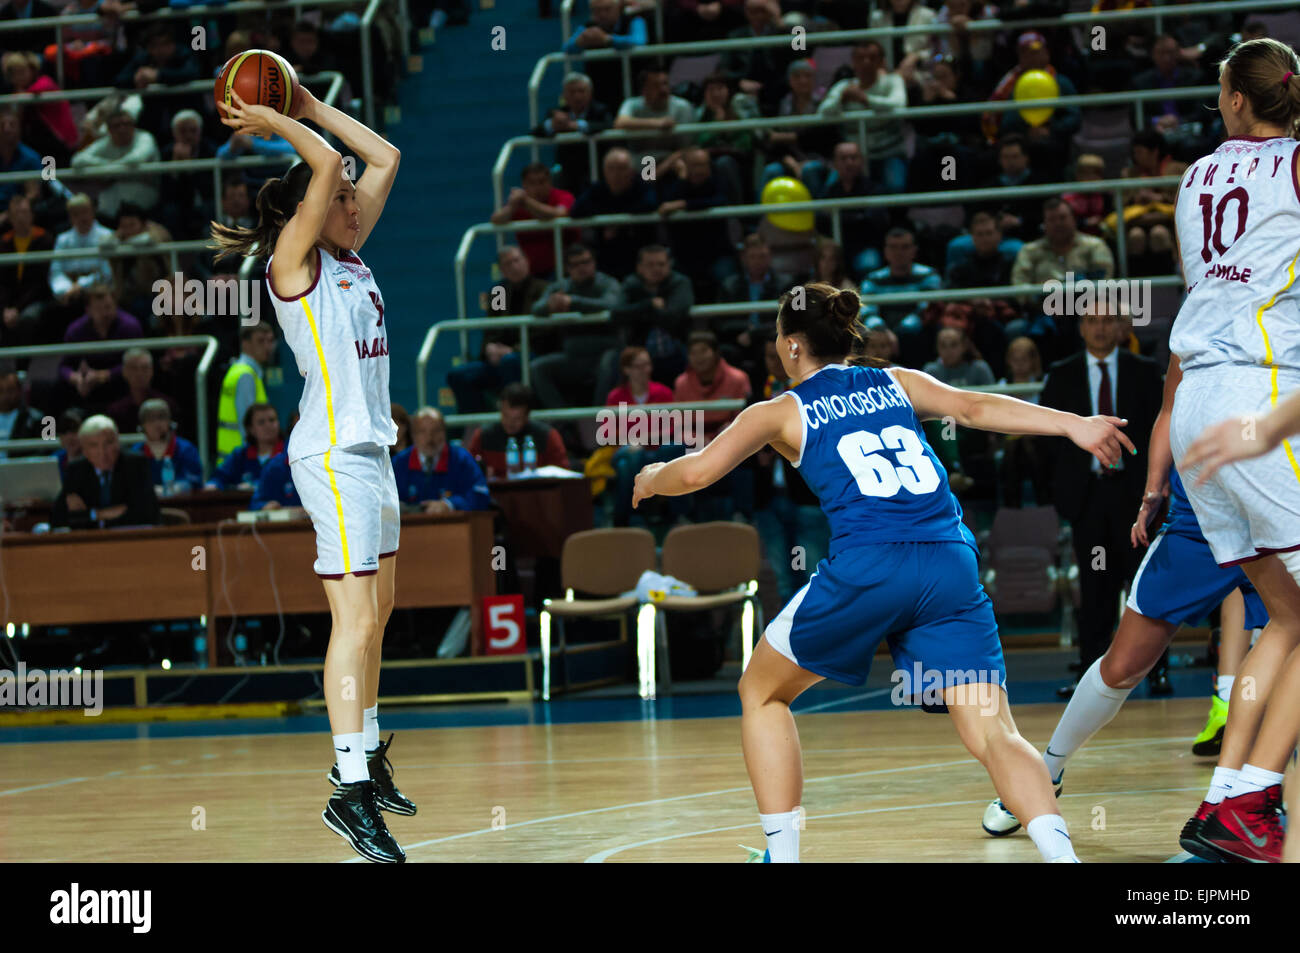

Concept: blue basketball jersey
[[787, 363, 970, 555]]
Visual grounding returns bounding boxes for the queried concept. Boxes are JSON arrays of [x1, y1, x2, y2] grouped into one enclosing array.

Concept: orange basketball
[[214, 49, 300, 118]]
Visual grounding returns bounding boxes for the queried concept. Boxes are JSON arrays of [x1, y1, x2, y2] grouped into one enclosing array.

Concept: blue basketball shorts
[[1126, 528, 1269, 630], [763, 539, 1007, 696]]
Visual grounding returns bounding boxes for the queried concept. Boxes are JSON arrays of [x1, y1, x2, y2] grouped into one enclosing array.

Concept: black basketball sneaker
[[322, 779, 406, 863], [328, 734, 418, 815], [1178, 799, 1222, 861]]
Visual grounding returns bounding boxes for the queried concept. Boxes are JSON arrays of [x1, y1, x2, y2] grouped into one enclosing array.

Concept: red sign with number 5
[[483, 595, 526, 655]]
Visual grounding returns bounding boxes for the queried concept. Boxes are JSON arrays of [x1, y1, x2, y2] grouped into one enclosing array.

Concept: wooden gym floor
[[1, 688, 1218, 862]]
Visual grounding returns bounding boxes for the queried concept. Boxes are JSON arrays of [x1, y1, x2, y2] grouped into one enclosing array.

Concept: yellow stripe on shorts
[[1253, 244, 1300, 486], [323, 448, 350, 574]]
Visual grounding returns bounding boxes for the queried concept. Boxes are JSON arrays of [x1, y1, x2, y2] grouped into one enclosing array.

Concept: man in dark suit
[[52, 415, 161, 529], [1038, 303, 1163, 695]]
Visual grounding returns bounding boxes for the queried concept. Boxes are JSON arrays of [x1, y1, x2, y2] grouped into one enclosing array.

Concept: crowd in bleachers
[[463, 0, 1294, 525]]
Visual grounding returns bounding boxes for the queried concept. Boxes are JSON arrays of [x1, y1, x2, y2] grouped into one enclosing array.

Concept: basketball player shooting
[[211, 76, 410, 863]]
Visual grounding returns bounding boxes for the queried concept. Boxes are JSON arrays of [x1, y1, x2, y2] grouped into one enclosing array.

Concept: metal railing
[[443, 398, 745, 430], [499, 82, 1216, 212], [0, 69, 345, 112], [419, 275, 1183, 407], [0, 236, 244, 291], [0, 0, 387, 95], [459, 173, 1185, 321], [528, 0, 1294, 138], [0, 336, 221, 474], [0, 431, 145, 453]]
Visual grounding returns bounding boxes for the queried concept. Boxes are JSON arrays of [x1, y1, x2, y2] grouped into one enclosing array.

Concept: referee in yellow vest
[[217, 322, 277, 457]]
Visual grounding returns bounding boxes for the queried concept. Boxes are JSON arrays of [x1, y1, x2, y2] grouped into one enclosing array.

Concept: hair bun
[[830, 288, 860, 325]]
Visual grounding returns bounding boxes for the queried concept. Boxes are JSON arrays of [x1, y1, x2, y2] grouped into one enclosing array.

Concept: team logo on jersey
[[337, 278, 353, 291]]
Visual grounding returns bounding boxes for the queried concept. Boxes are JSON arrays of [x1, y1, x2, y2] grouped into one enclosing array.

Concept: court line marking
[[0, 777, 91, 797], [343, 739, 1194, 862], [0, 735, 1190, 791], [796, 688, 893, 714], [582, 786, 1209, 862]]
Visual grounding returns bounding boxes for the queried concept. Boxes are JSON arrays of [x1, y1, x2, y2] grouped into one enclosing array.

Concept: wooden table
[[488, 475, 594, 559], [0, 511, 498, 661]]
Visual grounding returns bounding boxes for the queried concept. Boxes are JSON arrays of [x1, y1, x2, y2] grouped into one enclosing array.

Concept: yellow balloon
[[761, 176, 814, 231], [1013, 68, 1059, 127]]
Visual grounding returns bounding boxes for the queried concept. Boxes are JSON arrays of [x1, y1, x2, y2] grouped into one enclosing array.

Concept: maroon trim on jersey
[[379, 549, 398, 559], [1219, 541, 1300, 568], [317, 568, 380, 579], [267, 246, 323, 302], [1223, 135, 1278, 143], [1292, 142, 1300, 206]]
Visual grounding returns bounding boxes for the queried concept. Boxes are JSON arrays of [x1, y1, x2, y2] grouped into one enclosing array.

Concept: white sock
[[1216, 675, 1234, 703], [364, 704, 379, 752], [759, 810, 801, 863], [1207, 765, 1238, 804], [1231, 763, 1284, 797], [1026, 813, 1078, 862], [1043, 658, 1131, 783], [333, 732, 368, 783]]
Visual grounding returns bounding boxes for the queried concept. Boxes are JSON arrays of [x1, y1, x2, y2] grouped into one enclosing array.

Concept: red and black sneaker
[[1178, 800, 1221, 862], [1197, 785, 1285, 863]]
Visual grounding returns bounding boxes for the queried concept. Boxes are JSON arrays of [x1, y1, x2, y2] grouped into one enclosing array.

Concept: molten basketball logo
[[265, 65, 284, 111], [337, 278, 352, 290]]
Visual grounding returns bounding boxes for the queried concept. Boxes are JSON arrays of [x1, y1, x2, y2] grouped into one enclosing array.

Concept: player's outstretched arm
[[891, 366, 1135, 468], [1181, 387, 1300, 484], [632, 396, 796, 508], [295, 86, 399, 250]]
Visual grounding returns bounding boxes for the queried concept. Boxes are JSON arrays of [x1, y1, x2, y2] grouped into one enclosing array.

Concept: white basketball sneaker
[[982, 774, 1064, 837]]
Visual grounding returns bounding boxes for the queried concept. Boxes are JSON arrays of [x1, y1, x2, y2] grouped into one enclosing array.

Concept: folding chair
[[646, 521, 762, 699], [539, 527, 656, 701]]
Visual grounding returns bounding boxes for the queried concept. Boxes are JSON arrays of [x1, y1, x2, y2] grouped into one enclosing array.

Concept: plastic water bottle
[[160, 457, 175, 495], [505, 436, 520, 478], [522, 435, 537, 473]]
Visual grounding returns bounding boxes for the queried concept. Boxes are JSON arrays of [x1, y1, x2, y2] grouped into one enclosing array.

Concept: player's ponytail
[[1218, 38, 1300, 139], [777, 281, 884, 365], [210, 160, 314, 262]]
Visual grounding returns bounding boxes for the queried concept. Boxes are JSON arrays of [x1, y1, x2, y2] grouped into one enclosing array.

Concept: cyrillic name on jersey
[[1204, 263, 1252, 283], [802, 383, 907, 431]]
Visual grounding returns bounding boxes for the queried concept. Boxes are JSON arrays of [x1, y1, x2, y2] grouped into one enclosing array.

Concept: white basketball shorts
[[1171, 363, 1300, 567], [290, 445, 400, 577]]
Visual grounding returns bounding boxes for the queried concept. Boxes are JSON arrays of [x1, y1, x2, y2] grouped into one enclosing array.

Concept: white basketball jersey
[[1170, 136, 1300, 373], [267, 245, 397, 463]]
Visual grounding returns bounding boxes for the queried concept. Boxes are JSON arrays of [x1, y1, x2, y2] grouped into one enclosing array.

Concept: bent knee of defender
[[1098, 651, 1148, 690]]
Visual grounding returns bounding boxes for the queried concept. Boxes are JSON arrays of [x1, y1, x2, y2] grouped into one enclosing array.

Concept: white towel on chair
[[622, 570, 697, 604]]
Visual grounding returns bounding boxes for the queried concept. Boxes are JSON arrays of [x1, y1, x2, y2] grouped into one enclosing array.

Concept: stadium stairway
[[363, 3, 567, 412]]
